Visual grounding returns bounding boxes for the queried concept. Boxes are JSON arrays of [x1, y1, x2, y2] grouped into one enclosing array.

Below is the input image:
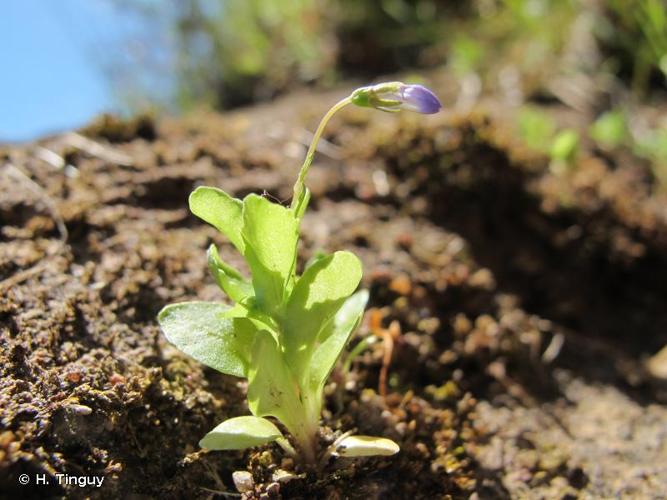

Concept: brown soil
[[1, 87, 666, 499]]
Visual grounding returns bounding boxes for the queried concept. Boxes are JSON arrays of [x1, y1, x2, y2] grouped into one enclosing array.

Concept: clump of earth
[[1, 85, 666, 498]]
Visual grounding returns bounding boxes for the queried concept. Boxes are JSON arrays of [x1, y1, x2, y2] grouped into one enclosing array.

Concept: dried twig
[[0, 163, 69, 291], [3, 163, 68, 243], [63, 132, 133, 166], [198, 486, 242, 498], [542, 332, 565, 364], [368, 309, 401, 397], [35, 146, 66, 169], [34, 146, 79, 178]]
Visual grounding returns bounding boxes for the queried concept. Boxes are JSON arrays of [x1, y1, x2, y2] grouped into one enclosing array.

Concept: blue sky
[[0, 1, 170, 143]]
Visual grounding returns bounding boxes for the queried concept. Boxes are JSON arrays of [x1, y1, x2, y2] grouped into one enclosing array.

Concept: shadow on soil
[[386, 125, 667, 402]]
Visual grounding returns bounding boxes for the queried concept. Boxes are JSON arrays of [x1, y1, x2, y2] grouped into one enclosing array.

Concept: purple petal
[[401, 85, 442, 114]]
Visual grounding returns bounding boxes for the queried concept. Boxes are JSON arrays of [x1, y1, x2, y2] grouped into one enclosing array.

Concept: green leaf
[[219, 301, 281, 339], [517, 106, 556, 153], [247, 330, 319, 447], [303, 250, 328, 273], [189, 187, 245, 252], [590, 110, 626, 149], [207, 244, 253, 303], [335, 435, 400, 457], [241, 194, 299, 315], [307, 290, 368, 393], [158, 302, 255, 378], [199, 416, 283, 450], [550, 129, 579, 162], [284, 251, 362, 371], [247, 330, 301, 422]]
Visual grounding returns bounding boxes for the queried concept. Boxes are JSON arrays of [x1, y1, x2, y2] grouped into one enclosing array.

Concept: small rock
[[417, 317, 440, 335], [271, 469, 297, 484], [452, 314, 472, 336], [258, 450, 274, 467], [389, 274, 412, 296], [395, 232, 413, 249], [647, 345, 667, 379], [468, 268, 495, 290], [109, 373, 126, 385], [266, 482, 280, 496], [232, 470, 254, 493], [67, 404, 93, 416]]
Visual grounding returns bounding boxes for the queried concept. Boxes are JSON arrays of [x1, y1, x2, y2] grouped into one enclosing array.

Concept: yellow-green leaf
[[283, 251, 362, 372], [335, 435, 400, 457], [241, 194, 298, 315], [207, 244, 253, 303], [307, 290, 368, 393], [199, 416, 283, 450], [189, 187, 245, 252], [158, 302, 254, 378]]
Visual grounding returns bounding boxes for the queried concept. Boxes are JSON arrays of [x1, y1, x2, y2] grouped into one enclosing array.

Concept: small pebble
[[232, 470, 254, 493], [68, 404, 92, 416], [647, 344, 667, 379], [272, 469, 297, 484], [389, 274, 412, 296], [266, 481, 281, 496]]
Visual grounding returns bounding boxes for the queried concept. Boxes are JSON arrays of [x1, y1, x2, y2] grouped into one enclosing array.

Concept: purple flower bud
[[350, 82, 442, 114], [399, 85, 442, 114]]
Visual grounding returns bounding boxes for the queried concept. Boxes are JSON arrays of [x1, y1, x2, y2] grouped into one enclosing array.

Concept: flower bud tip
[[351, 82, 442, 114]]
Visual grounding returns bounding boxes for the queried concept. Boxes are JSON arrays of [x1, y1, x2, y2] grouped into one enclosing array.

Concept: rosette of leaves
[[158, 187, 397, 463]]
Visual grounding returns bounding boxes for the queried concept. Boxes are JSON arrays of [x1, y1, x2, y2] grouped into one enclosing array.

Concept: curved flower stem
[[291, 96, 352, 213]]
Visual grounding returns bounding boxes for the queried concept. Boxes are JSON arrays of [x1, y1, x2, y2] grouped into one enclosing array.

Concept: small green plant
[[158, 82, 441, 464], [590, 110, 627, 149], [550, 128, 579, 163], [516, 105, 557, 153], [548, 128, 580, 176], [600, 0, 667, 94], [450, 35, 485, 76], [634, 124, 667, 187]]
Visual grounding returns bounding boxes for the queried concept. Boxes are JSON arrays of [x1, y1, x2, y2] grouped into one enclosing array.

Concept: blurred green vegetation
[[116, 0, 465, 110], [589, 110, 627, 149], [550, 129, 579, 163], [635, 125, 667, 185], [109, 0, 667, 187], [598, 0, 667, 94], [517, 106, 558, 153], [171, 0, 339, 109], [113, 0, 665, 109]]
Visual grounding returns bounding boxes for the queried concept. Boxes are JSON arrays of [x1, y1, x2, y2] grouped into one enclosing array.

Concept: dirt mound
[[1, 91, 666, 498]]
